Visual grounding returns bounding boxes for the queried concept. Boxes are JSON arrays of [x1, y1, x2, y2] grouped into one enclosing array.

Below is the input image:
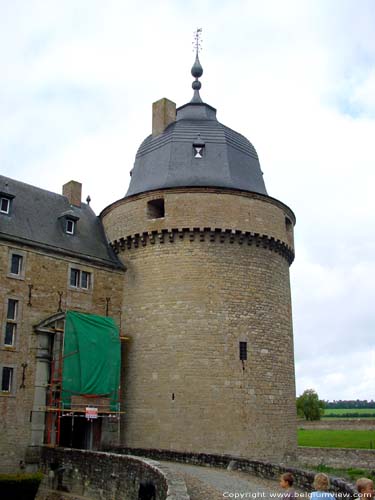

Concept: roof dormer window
[[59, 210, 79, 235], [0, 192, 15, 215], [66, 218, 75, 235], [193, 134, 205, 159], [0, 197, 10, 214]]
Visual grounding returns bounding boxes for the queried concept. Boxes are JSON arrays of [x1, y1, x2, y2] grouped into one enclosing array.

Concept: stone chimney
[[63, 180, 82, 207], [152, 98, 176, 137]]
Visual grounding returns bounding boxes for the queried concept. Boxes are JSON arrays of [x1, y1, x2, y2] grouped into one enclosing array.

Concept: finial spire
[[191, 28, 203, 104]]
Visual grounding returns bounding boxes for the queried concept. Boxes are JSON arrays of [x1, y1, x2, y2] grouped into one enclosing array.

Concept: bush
[[0, 472, 43, 500]]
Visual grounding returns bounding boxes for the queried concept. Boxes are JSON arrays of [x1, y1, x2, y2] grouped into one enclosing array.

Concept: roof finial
[[191, 28, 203, 104]]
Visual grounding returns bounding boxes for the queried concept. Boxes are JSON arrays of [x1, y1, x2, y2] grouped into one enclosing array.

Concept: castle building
[[0, 49, 296, 472]]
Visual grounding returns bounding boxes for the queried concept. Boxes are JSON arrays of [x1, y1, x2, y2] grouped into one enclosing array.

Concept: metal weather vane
[[192, 28, 203, 54], [191, 28, 204, 103]]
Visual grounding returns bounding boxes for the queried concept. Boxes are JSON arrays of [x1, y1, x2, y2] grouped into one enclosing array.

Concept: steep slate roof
[[0, 175, 123, 269], [126, 101, 268, 198]]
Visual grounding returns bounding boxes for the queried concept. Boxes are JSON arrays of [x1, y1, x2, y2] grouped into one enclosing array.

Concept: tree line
[[324, 400, 375, 409], [297, 390, 375, 421]]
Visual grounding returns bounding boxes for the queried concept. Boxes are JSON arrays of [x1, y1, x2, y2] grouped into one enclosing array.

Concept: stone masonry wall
[[36, 446, 189, 500], [112, 447, 357, 500], [102, 188, 297, 461], [102, 187, 295, 251], [0, 241, 124, 472], [297, 446, 375, 469]]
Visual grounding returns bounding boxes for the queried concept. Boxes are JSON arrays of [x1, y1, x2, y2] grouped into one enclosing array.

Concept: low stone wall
[[298, 419, 375, 430], [298, 446, 375, 469], [36, 447, 189, 500], [111, 447, 357, 499]]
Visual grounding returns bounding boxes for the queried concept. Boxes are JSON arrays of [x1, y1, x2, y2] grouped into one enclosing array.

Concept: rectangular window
[[0, 197, 10, 214], [70, 268, 80, 287], [239, 341, 248, 361], [1, 367, 13, 392], [70, 268, 91, 289], [10, 254, 23, 275], [81, 271, 90, 289], [66, 219, 75, 234], [7, 299, 18, 320], [147, 198, 165, 219], [4, 299, 18, 346], [4, 323, 16, 346]]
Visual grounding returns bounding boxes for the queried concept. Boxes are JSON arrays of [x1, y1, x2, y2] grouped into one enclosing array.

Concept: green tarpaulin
[[62, 311, 121, 411]]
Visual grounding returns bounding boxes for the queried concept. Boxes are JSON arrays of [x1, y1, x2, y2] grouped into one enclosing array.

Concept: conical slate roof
[[125, 52, 267, 198]]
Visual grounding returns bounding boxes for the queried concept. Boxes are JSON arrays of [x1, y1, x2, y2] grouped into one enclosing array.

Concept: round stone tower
[[101, 49, 297, 461]]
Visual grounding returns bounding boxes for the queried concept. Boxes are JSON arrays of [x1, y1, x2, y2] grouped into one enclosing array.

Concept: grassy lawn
[[298, 429, 375, 449], [323, 408, 375, 417]]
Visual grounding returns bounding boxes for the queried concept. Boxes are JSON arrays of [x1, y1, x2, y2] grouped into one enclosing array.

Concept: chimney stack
[[152, 98, 176, 136], [63, 180, 82, 207]]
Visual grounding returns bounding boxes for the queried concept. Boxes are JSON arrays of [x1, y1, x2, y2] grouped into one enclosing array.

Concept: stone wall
[[111, 447, 357, 499], [0, 241, 124, 472], [36, 447, 189, 500], [297, 446, 375, 469], [298, 419, 375, 430], [102, 187, 295, 251], [101, 187, 297, 462]]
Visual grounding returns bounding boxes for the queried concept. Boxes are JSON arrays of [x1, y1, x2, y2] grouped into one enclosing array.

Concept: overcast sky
[[1, 0, 374, 401]]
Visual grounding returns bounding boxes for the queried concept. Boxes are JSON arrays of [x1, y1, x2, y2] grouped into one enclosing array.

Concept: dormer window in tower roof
[[193, 134, 205, 159], [0, 191, 15, 215], [58, 210, 80, 235]]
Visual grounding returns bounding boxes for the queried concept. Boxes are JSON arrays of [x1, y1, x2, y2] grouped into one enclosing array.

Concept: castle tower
[[101, 42, 296, 460]]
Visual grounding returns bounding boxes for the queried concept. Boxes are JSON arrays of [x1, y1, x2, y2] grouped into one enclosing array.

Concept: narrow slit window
[[239, 341, 248, 361], [1, 367, 13, 392], [147, 198, 165, 219]]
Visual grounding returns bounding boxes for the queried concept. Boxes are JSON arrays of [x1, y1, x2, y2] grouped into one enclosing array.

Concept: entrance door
[[59, 415, 102, 450]]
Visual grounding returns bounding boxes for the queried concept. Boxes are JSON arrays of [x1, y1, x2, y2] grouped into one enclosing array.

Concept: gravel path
[[160, 461, 294, 500]]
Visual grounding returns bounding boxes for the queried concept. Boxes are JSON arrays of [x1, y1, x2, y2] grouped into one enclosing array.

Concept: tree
[[297, 389, 325, 421]]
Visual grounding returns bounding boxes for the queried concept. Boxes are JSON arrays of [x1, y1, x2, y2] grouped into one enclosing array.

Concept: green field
[[298, 429, 375, 449], [323, 408, 375, 418]]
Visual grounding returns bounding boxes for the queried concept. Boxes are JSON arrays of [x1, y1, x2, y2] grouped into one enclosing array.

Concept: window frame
[[7, 250, 26, 280], [66, 218, 75, 235], [1, 366, 15, 394], [10, 254, 23, 275], [0, 197, 10, 214], [69, 266, 92, 291], [3, 299, 19, 347]]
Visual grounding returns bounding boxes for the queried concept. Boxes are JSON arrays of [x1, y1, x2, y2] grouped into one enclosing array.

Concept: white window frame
[[66, 219, 75, 235], [69, 266, 92, 291], [81, 271, 91, 289], [0, 197, 10, 214], [7, 250, 26, 280]]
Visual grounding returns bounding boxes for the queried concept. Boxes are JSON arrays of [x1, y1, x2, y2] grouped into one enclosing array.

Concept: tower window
[[239, 341, 247, 361], [1, 367, 14, 392], [285, 217, 292, 232], [147, 198, 165, 219]]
